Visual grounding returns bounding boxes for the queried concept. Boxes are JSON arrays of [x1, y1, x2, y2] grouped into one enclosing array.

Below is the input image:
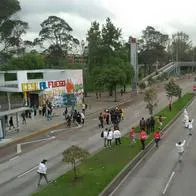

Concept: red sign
[[48, 80, 66, 88], [192, 85, 196, 91]]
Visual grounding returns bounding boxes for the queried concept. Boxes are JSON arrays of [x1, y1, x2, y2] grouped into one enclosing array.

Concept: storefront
[[0, 69, 84, 109]]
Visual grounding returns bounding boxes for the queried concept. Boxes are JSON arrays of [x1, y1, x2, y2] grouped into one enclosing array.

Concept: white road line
[[162, 171, 175, 195], [51, 129, 65, 133], [9, 156, 20, 162], [109, 147, 154, 196], [17, 166, 37, 178]]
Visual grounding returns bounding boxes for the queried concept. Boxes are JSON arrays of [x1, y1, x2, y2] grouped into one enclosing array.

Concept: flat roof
[[0, 107, 30, 117], [0, 69, 83, 74]]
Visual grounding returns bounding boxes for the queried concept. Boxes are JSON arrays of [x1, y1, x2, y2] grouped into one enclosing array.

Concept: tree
[[138, 81, 146, 93], [86, 21, 102, 71], [138, 26, 169, 75], [0, 0, 28, 59], [169, 32, 192, 61], [165, 78, 182, 103], [104, 61, 126, 102], [62, 145, 89, 180], [144, 87, 158, 115], [101, 17, 122, 62], [36, 16, 79, 67], [2, 53, 46, 70], [0, 0, 20, 24]]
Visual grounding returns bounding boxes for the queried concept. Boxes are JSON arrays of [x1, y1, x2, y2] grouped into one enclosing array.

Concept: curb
[[0, 122, 65, 149], [0, 98, 134, 149], [99, 95, 195, 196]]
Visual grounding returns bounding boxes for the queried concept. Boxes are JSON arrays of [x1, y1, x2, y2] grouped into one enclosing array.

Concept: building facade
[[0, 69, 83, 108]]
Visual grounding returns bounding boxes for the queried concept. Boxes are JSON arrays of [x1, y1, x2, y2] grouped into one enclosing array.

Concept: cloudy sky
[[18, 0, 196, 44]]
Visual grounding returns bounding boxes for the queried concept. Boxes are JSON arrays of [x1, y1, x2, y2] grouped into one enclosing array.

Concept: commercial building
[[0, 69, 83, 139]]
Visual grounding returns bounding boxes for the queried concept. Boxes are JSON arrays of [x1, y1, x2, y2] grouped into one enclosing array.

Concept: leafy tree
[[101, 17, 122, 62], [2, 53, 45, 70], [36, 16, 79, 67], [0, 0, 28, 59], [0, 0, 20, 24], [104, 61, 126, 102], [165, 78, 182, 103], [86, 21, 102, 71], [169, 32, 192, 61], [138, 26, 169, 75], [138, 81, 146, 93], [62, 145, 89, 180], [144, 87, 158, 115]]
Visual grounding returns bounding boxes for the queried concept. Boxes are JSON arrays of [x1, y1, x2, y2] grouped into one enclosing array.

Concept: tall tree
[[0, 0, 20, 24], [36, 16, 79, 67], [101, 17, 122, 62], [86, 21, 102, 71], [0, 0, 28, 60], [138, 26, 169, 75], [170, 32, 192, 61]]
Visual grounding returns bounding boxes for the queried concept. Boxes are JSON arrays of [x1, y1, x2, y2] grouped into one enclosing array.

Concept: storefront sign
[[48, 80, 66, 88], [22, 82, 38, 91], [22, 80, 67, 91]]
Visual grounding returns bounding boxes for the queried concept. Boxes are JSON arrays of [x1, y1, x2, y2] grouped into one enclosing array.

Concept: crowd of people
[[63, 103, 87, 128]]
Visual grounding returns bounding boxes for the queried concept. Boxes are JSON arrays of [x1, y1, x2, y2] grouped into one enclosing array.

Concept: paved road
[[0, 78, 194, 196], [110, 97, 196, 196]]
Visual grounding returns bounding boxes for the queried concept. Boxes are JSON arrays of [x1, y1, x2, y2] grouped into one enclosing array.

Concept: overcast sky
[[18, 0, 196, 44]]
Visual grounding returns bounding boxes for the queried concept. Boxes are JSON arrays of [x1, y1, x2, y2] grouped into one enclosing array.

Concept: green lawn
[[33, 93, 194, 196]]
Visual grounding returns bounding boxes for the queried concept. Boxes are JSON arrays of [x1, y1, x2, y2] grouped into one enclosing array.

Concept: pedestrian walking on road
[[154, 130, 161, 147], [113, 128, 121, 145], [99, 112, 104, 128], [176, 140, 186, 162], [130, 127, 136, 144], [107, 129, 113, 147], [139, 128, 147, 150], [37, 159, 50, 186], [188, 119, 194, 135], [80, 111, 85, 125], [21, 112, 26, 124], [103, 128, 108, 147], [9, 116, 15, 129], [149, 116, 155, 133], [139, 117, 146, 131], [146, 118, 151, 134]]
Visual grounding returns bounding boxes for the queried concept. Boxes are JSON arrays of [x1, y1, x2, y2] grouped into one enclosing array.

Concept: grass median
[[33, 93, 194, 196]]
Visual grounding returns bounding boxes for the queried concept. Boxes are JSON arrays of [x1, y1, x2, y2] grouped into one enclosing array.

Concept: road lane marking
[[108, 145, 155, 196], [17, 166, 37, 178], [9, 156, 20, 162], [17, 136, 56, 154], [162, 171, 175, 195], [50, 129, 65, 133]]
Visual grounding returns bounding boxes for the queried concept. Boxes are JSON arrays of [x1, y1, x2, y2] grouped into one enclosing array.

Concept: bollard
[[17, 144, 21, 154]]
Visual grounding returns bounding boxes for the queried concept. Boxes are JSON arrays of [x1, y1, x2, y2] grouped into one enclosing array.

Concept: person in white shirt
[[113, 128, 121, 145], [188, 119, 194, 135], [176, 140, 186, 162], [107, 129, 113, 147], [80, 111, 85, 125], [103, 128, 108, 147], [37, 159, 49, 186], [184, 108, 188, 116]]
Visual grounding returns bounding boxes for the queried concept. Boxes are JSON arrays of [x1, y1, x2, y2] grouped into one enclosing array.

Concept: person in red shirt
[[139, 128, 147, 150], [154, 130, 161, 147], [130, 127, 136, 144]]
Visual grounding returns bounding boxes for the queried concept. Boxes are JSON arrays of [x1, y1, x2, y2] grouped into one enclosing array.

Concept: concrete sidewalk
[[0, 91, 135, 147]]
